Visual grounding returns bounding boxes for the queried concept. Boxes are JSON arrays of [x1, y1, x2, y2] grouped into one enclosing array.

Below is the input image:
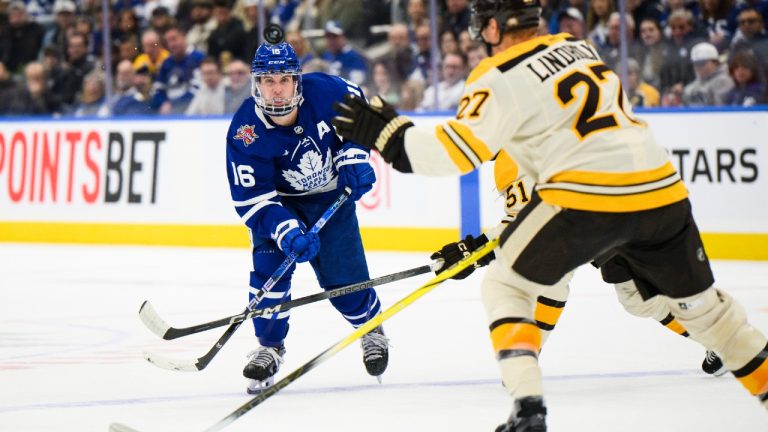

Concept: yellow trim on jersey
[[494, 151, 520, 192], [538, 180, 689, 212], [435, 125, 475, 173], [447, 120, 494, 161], [490, 322, 542, 354], [664, 318, 688, 336], [534, 302, 564, 327], [466, 33, 572, 85], [550, 162, 678, 186], [736, 359, 768, 395]]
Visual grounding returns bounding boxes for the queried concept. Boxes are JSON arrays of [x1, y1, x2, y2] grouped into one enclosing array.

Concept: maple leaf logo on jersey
[[234, 125, 258, 146], [282, 149, 334, 192]]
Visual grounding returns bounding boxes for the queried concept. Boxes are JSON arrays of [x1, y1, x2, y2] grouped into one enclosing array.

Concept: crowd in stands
[[1, 0, 767, 118]]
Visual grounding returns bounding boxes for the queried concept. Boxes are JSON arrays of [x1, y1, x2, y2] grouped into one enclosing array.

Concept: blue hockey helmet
[[250, 41, 303, 117], [469, 0, 541, 41]]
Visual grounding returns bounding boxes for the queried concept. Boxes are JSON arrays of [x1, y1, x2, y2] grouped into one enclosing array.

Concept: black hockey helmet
[[469, 0, 541, 41]]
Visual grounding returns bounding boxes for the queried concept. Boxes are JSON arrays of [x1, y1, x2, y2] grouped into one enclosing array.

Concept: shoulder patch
[[234, 124, 259, 146]]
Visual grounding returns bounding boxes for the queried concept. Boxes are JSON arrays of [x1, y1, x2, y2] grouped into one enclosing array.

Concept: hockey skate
[[702, 350, 727, 376], [243, 345, 285, 394], [495, 396, 547, 432], [361, 325, 389, 381]]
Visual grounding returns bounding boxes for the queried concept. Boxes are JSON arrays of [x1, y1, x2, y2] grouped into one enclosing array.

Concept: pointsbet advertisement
[[0, 111, 765, 258]]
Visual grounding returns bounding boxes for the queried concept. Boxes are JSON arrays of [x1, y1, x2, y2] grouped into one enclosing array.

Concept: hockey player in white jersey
[[332, 0, 768, 430], [432, 151, 727, 375]]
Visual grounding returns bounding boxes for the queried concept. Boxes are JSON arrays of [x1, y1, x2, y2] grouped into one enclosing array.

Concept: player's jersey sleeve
[[401, 60, 517, 177], [226, 110, 299, 242]]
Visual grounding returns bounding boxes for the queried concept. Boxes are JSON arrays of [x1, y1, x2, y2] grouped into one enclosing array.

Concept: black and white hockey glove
[[332, 94, 414, 173], [430, 234, 495, 280]]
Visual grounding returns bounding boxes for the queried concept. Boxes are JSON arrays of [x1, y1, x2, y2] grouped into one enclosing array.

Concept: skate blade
[[375, 375, 383, 384], [246, 377, 275, 394]]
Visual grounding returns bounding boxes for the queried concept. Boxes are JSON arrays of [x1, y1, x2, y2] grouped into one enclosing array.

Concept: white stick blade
[[138, 301, 172, 339], [143, 351, 200, 372]]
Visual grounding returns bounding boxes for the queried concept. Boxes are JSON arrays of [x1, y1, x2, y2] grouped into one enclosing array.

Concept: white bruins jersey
[[485, 150, 535, 239], [403, 33, 688, 213], [494, 150, 533, 218]]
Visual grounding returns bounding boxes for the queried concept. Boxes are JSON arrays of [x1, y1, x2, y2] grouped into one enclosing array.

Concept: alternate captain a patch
[[235, 125, 259, 146]]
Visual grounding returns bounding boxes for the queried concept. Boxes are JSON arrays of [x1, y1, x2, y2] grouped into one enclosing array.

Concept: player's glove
[[430, 234, 495, 280], [275, 220, 320, 263], [333, 144, 376, 201], [332, 95, 414, 173]]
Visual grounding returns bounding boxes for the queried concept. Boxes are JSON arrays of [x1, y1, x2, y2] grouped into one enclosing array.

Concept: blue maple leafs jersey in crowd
[[226, 72, 368, 242]]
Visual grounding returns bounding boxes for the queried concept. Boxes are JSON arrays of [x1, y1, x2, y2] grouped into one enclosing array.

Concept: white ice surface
[[1, 243, 767, 432]]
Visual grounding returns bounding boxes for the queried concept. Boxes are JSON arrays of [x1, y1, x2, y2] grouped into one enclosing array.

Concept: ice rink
[[1, 243, 767, 432]]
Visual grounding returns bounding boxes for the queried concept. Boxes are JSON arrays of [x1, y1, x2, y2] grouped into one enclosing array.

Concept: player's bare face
[[259, 74, 296, 106]]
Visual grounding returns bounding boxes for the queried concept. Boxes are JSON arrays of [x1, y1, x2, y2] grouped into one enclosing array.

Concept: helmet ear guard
[[469, 0, 541, 42], [250, 24, 303, 117]]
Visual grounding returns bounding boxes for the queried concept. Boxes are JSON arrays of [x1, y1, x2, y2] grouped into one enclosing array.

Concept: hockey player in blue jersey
[[226, 27, 388, 394]]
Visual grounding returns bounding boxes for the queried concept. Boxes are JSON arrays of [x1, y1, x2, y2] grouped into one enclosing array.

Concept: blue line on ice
[[0, 368, 701, 413]]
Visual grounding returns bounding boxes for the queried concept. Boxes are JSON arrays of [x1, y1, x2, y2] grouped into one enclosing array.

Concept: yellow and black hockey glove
[[431, 234, 495, 280], [332, 94, 414, 172]]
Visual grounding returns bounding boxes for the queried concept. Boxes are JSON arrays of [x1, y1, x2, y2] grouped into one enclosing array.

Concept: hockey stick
[[140, 262, 442, 340], [143, 189, 350, 372], [109, 238, 498, 432]]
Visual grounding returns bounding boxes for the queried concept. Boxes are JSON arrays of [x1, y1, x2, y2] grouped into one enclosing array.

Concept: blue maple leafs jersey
[[226, 72, 368, 241]]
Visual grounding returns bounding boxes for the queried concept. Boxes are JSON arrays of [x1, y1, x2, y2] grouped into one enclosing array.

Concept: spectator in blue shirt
[[114, 64, 156, 116], [320, 20, 368, 86], [151, 25, 205, 114], [271, 0, 301, 27], [724, 50, 767, 106], [729, 7, 768, 71], [444, 0, 471, 38]]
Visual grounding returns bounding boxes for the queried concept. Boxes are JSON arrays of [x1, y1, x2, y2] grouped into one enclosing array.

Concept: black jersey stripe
[[497, 348, 538, 360], [447, 123, 482, 162], [539, 179, 683, 197], [489, 317, 538, 332], [659, 313, 675, 326], [548, 172, 680, 188], [497, 44, 550, 73], [537, 296, 567, 308], [440, 125, 477, 167], [732, 342, 768, 378], [536, 321, 556, 331]]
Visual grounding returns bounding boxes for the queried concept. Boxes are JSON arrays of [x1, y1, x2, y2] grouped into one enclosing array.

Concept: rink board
[[0, 110, 766, 258]]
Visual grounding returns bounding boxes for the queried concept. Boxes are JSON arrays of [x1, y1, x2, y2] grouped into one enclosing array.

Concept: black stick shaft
[[163, 264, 433, 339]]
